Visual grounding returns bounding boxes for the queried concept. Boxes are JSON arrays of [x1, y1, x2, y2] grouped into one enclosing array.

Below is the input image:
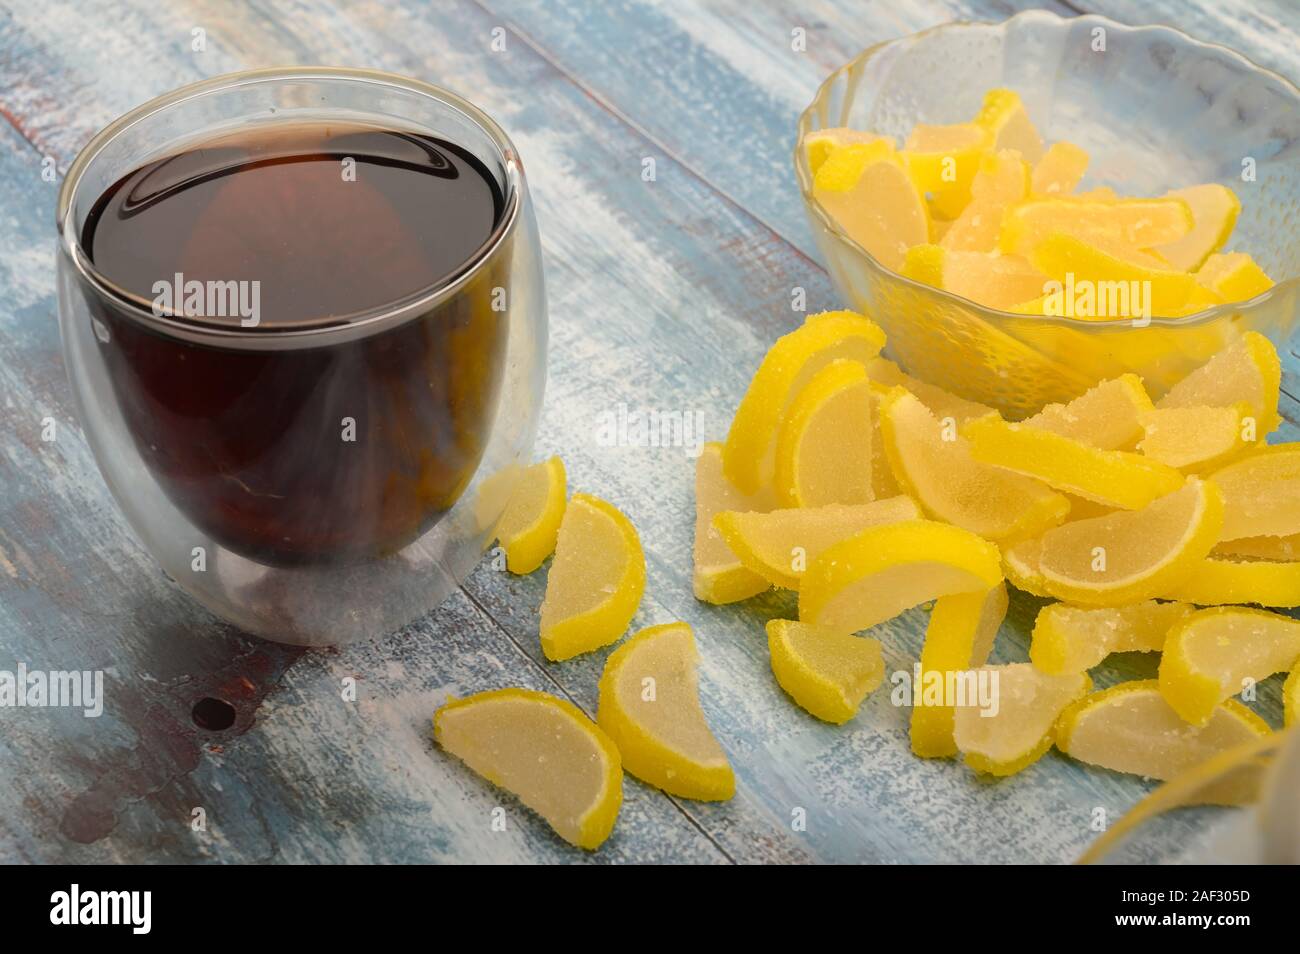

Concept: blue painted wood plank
[[1079, 0, 1300, 81], [480, 0, 1076, 264]]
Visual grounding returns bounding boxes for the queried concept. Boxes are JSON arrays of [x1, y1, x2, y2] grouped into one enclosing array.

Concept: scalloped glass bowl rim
[[793, 10, 1300, 331]]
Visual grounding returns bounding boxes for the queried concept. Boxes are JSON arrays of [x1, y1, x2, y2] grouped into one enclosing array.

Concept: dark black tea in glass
[[57, 69, 547, 644]]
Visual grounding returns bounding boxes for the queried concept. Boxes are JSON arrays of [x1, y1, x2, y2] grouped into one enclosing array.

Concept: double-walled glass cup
[[56, 68, 546, 646]]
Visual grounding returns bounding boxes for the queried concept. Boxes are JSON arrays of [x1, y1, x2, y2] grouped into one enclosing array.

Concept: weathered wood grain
[[477, 0, 1076, 264], [0, 0, 1295, 864], [1079, 0, 1300, 80]]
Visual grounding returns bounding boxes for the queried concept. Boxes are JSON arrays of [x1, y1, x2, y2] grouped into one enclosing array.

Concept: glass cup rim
[[57, 65, 525, 348], [793, 9, 1300, 331]]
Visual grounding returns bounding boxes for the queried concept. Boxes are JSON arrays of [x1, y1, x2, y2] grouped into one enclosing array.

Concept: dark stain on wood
[[59, 646, 303, 844]]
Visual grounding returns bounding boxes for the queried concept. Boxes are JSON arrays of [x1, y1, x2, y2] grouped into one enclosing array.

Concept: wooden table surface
[[1, 0, 1297, 864]]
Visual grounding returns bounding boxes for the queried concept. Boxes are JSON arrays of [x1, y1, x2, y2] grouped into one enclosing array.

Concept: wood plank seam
[[468, 0, 830, 277], [0, 100, 53, 168]]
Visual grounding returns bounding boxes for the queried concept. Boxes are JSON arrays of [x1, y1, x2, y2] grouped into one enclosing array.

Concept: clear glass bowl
[[56, 68, 546, 646], [796, 10, 1300, 417]]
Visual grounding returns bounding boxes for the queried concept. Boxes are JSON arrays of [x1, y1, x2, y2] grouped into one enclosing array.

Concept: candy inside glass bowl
[[795, 10, 1300, 418]]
